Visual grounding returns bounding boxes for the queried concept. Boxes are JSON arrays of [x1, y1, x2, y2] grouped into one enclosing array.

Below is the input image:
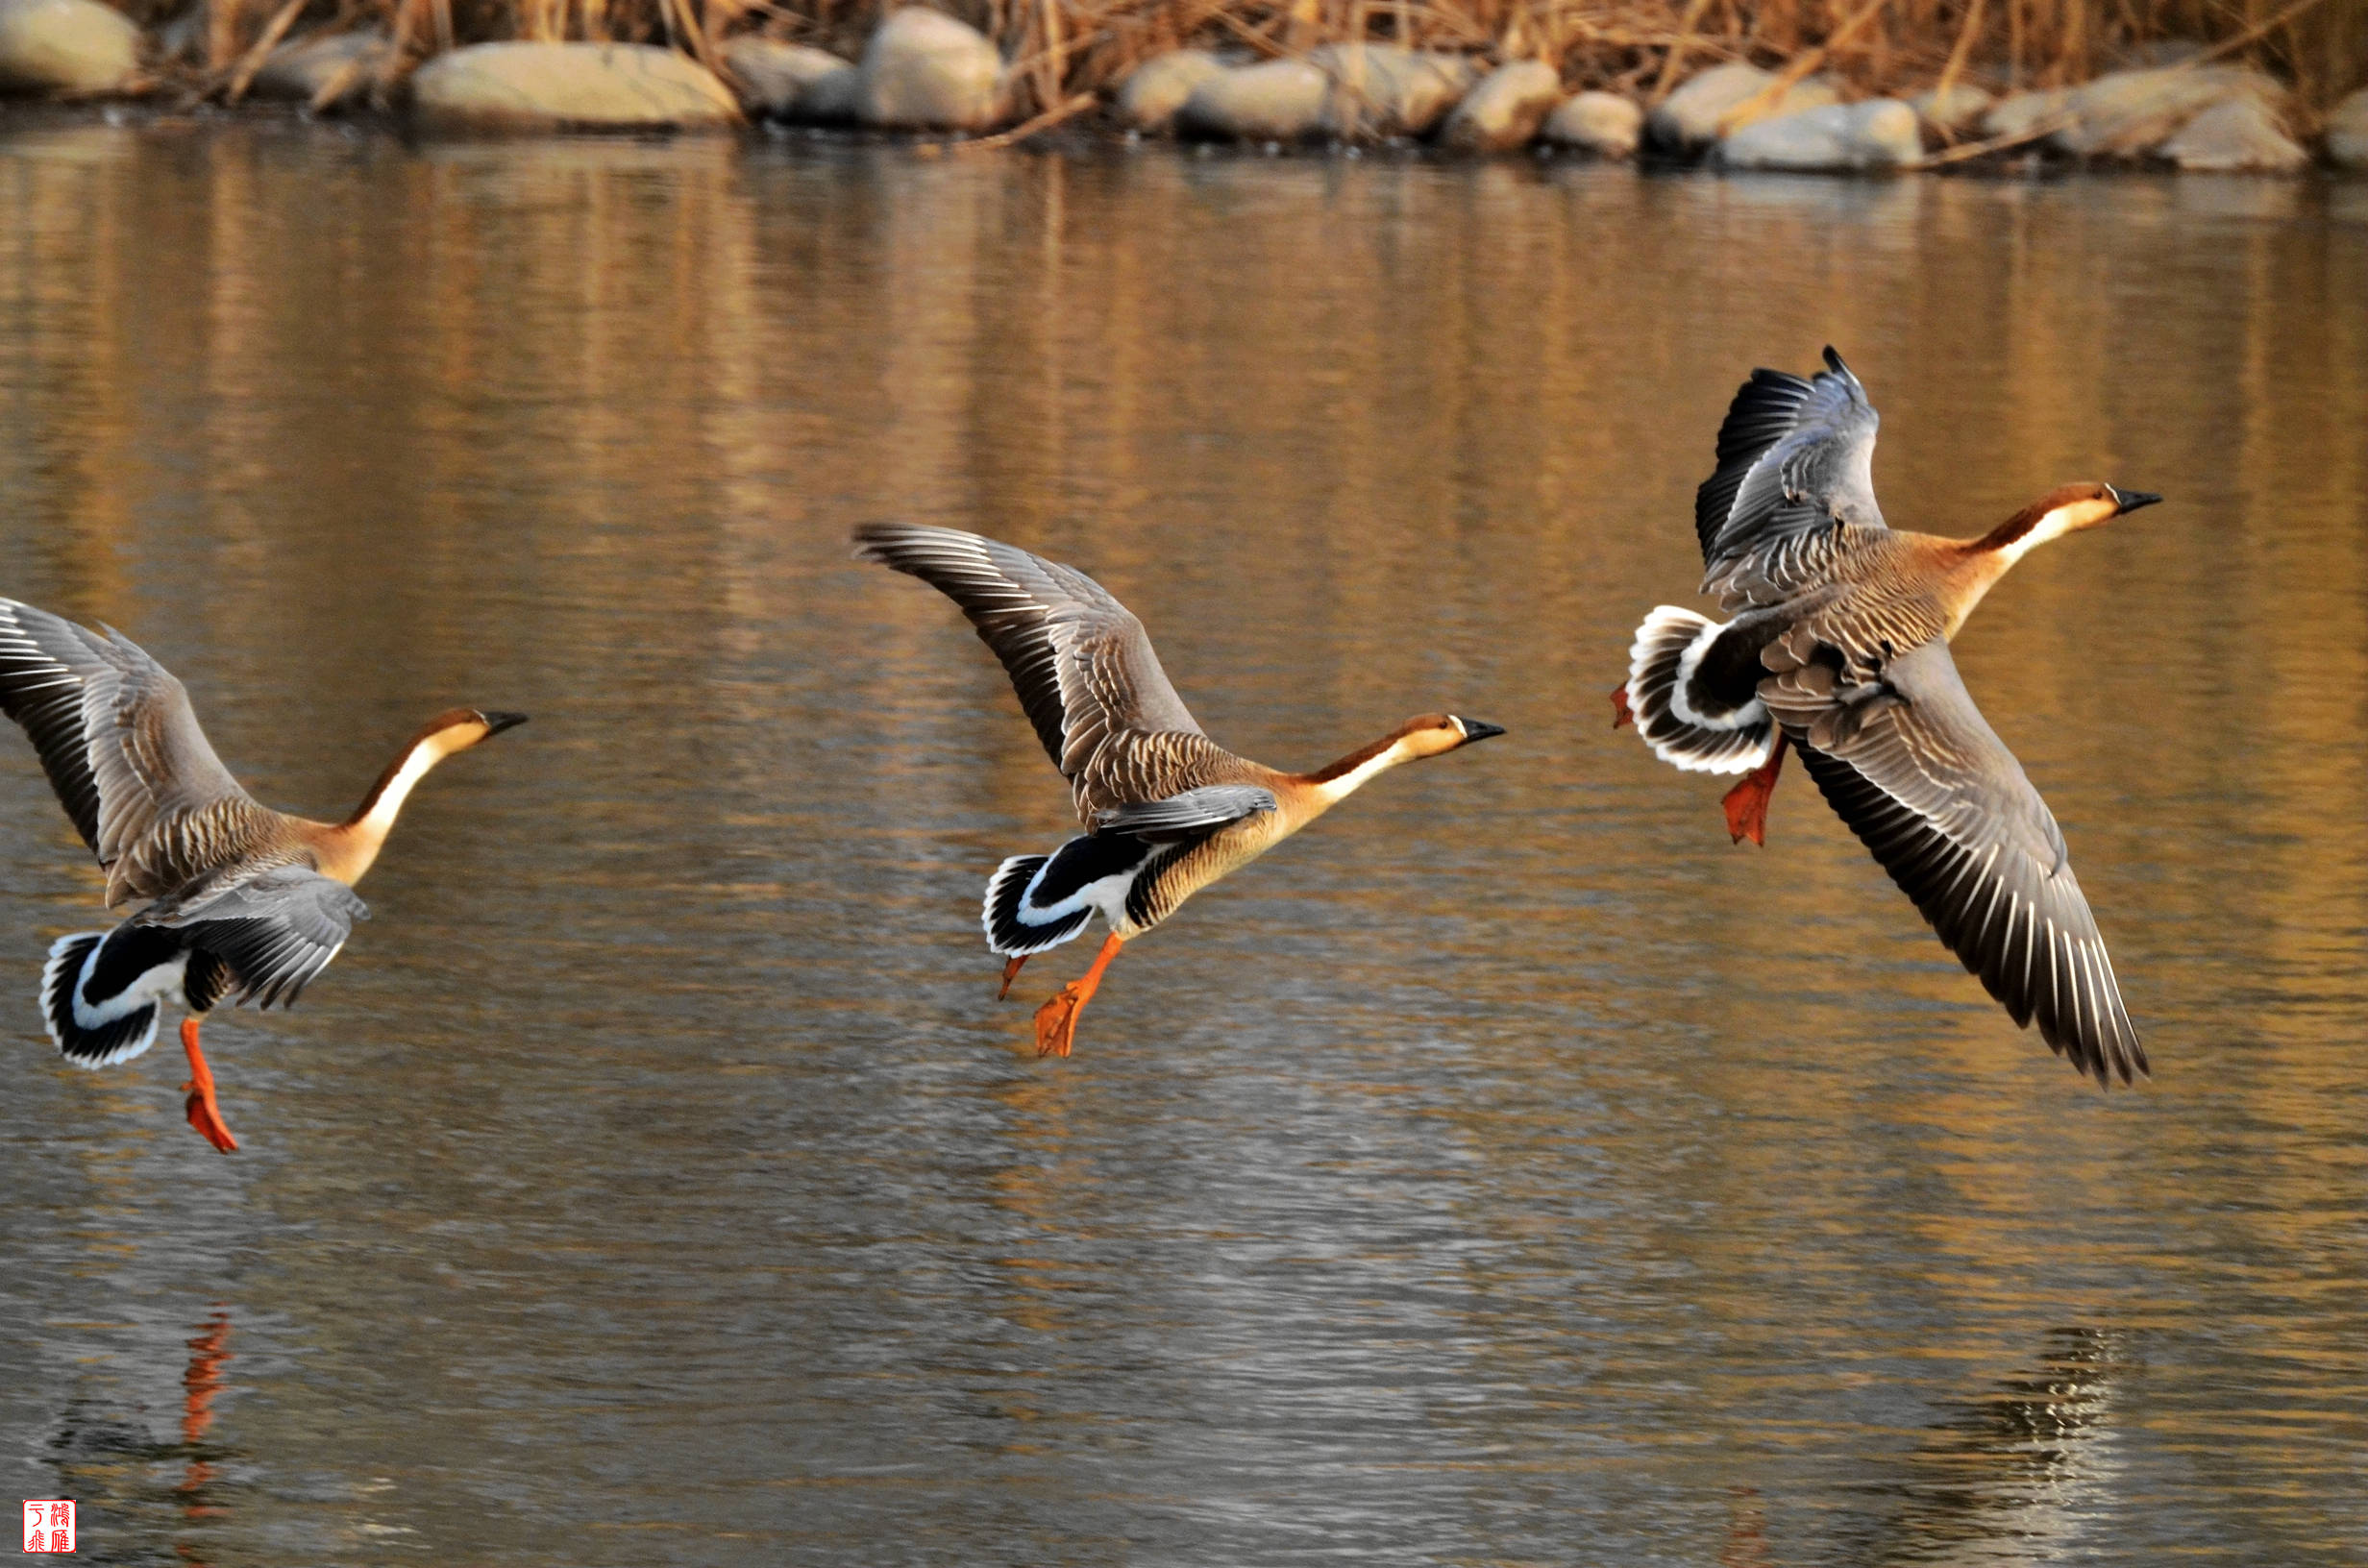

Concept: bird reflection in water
[[175, 1309, 235, 1547], [1845, 1326, 2131, 1564]]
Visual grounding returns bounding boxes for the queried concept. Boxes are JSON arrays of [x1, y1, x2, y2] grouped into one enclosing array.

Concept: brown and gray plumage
[[854, 523, 1503, 1059], [0, 599, 526, 1150], [1616, 348, 2160, 1086]]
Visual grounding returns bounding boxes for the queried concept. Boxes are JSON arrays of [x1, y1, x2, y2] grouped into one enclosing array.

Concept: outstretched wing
[[0, 600, 274, 906], [140, 864, 369, 1011], [1695, 347, 1887, 604], [1094, 785, 1276, 843], [853, 524, 1237, 821], [1764, 640, 2144, 1086]]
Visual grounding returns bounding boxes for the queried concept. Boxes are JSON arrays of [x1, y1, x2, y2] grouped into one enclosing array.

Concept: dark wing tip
[[1822, 345, 1847, 375]]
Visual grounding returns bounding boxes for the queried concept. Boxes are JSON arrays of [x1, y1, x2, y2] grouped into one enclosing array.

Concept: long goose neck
[[318, 732, 457, 883], [1294, 731, 1418, 812]]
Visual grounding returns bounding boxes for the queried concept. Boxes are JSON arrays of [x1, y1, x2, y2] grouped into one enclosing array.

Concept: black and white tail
[[41, 926, 191, 1068], [1624, 606, 1776, 775], [982, 834, 1154, 957]]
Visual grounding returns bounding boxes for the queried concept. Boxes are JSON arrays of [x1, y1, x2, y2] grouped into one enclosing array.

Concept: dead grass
[[163, 0, 2368, 118]]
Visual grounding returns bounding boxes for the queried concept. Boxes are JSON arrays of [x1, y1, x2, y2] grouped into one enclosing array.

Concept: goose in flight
[[0, 600, 526, 1150], [1614, 349, 2158, 1085], [855, 523, 1504, 1059]]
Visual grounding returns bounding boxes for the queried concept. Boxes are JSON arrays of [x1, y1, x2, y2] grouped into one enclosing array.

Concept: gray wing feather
[[1095, 785, 1276, 842], [141, 865, 369, 1010], [1766, 640, 2144, 1086], [1696, 348, 1887, 600], [854, 524, 1234, 819], [0, 600, 265, 904]]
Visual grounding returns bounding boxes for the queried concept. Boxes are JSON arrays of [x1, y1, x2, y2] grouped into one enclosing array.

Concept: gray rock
[[858, 8, 1004, 131], [1909, 82, 1991, 135], [1714, 98, 1921, 170], [2048, 65, 2282, 159], [2156, 95, 2306, 172], [1439, 60, 1559, 150], [0, 0, 137, 95], [1115, 48, 1224, 132], [249, 30, 386, 103], [1981, 86, 2070, 141], [1311, 43, 1472, 137], [1647, 62, 1839, 154], [1176, 58, 1327, 141], [1542, 89, 1640, 156], [2326, 86, 2368, 170], [722, 37, 852, 119], [409, 42, 741, 132], [800, 61, 863, 122]]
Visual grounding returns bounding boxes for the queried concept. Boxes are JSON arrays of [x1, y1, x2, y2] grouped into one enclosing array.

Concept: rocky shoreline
[[1, 0, 2363, 175]]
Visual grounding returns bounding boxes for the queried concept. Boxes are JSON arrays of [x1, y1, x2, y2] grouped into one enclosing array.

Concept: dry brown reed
[[168, 0, 2368, 119]]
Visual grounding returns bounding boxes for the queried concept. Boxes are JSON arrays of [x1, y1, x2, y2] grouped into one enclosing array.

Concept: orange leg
[[998, 954, 1029, 1001], [1033, 933, 1123, 1059], [1610, 683, 1634, 728], [180, 1017, 239, 1154], [1720, 733, 1788, 847]]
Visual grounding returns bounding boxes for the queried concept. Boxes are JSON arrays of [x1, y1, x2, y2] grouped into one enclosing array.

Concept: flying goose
[[1614, 349, 2158, 1085], [855, 523, 1504, 1059], [0, 600, 526, 1150]]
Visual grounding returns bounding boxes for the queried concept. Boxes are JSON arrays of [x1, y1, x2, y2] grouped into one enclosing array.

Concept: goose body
[[856, 524, 1502, 1057], [1616, 349, 2158, 1086], [0, 600, 525, 1149]]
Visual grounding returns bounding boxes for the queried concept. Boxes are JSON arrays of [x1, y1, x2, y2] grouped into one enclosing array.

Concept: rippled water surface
[[0, 121, 2363, 1566]]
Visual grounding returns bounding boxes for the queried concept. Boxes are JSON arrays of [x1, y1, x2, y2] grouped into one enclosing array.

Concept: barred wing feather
[[1696, 347, 1887, 601], [140, 865, 369, 1011]]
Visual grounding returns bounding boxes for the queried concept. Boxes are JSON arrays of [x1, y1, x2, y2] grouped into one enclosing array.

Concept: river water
[[0, 120, 2362, 1566]]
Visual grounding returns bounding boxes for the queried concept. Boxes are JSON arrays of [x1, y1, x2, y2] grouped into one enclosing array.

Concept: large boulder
[[1311, 43, 1472, 137], [1176, 58, 1327, 141], [722, 37, 851, 119], [1981, 86, 2069, 141], [1542, 89, 1640, 156], [858, 7, 1003, 131], [1647, 62, 1838, 154], [2155, 95, 2307, 172], [2324, 86, 2368, 169], [0, 0, 136, 95], [1439, 60, 1559, 151], [249, 30, 385, 103], [409, 42, 740, 131], [1909, 81, 1991, 136], [1714, 98, 1921, 170], [2047, 65, 2282, 158], [1115, 48, 1224, 132]]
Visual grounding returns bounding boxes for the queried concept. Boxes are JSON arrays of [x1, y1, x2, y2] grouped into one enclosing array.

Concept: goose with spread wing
[[0, 600, 526, 1150], [855, 523, 1504, 1059], [1613, 348, 2158, 1085]]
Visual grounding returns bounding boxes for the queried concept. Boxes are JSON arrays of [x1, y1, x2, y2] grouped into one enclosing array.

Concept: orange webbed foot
[[998, 954, 1028, 1001], [1610, 684, 1634, 729], [1719, 735, 1788, 848], [1033, 985, 1087, 1058], [178, 1018, 239, 1154]]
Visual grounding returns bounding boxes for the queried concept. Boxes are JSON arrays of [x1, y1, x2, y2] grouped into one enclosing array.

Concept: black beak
[[477, 711, 530, 735], [1458, 719, 1507, 744], [2109, 487, 2162, 516]]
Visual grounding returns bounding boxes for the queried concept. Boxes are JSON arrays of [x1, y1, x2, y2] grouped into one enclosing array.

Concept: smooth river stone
[[410, 42, 740, 132], [1981, 86, 2070, 141], [1542, 90, 1640, 157], [2155, 96, 2308, 172], [249, 31, 387, 103], [1714, 99, 1922, 171], [2322, 86, 2368, 169], [1647, 61, 1838, 154], [722, 37, 852, 119], [1116, 48, 1224, 133], [857, 7, 1003, 131], [1176, 58, 1328, 141], [1909, 82, 1991, 135], [2047, 65, 2282, 158], [1312, 43, 1472, 138], [0, 0, 136, 95], [1439, 60, 1560, 151]]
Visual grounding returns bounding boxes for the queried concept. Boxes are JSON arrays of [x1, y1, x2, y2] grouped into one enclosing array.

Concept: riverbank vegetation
[[155, 0, 2361, 115]]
